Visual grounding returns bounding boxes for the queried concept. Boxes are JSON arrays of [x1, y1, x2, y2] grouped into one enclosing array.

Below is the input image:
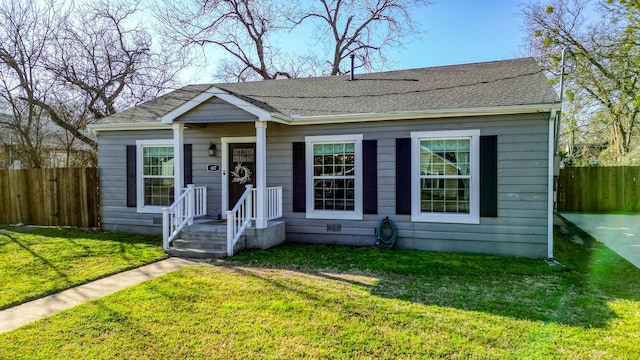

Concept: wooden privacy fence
[[0, 168, 98, 227], [558, 166, 640, 213]]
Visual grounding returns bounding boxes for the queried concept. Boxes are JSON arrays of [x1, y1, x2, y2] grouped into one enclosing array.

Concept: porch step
[[165, 247, 227, 259], [181, 229, 227, 240], [172, 238, 227, 251], [166, 222, 245, 259], [184, 221, 229, 234]]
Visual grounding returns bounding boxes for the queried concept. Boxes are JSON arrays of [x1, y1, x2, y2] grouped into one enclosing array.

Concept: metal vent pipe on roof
[[350, 54, 355, 81]]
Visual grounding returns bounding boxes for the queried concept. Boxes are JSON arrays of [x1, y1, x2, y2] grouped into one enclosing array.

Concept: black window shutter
[[126, 145, 137, 207], [292, 142, 306, 212], [362, 140, 377, 214], [480, 135, 498, 217], [183, 143, 193, 185], [396, 138, 412, 215]]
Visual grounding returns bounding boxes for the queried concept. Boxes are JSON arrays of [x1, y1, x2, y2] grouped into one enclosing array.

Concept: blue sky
[[392, 0, 527, 68]]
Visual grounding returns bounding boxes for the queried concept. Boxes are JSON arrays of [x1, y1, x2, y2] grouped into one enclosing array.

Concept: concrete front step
[[165, 248, 227, 259], [164, 219, 286, 259], [182, 224, 228, 234], [172, 238, 227, 251], [167, 221, 246, 258], [180, 231, 227, 242]]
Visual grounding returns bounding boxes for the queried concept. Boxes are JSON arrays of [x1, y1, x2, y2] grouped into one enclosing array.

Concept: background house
[[0, 114, 94, 169]]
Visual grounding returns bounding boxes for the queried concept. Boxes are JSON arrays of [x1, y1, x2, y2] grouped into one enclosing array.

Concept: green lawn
[[0, 225, 638, 359], [0, 227, 167, 309]]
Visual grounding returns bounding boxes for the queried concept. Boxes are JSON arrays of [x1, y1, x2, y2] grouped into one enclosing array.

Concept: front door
[[228, 143, 256, 208]]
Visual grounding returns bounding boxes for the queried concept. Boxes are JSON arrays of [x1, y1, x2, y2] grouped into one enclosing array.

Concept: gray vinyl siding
[[96, 113, 550, 258], [183, 123, 257, 218], [97, 123, 258, 233], [265, 113, 550, 258], [176, 97, 257, 123], [97, 130, 172, 234]]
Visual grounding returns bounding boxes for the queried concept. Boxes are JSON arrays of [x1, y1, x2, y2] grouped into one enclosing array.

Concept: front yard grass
[[0, 224, 638, 359], [0, 227, 166, 309]]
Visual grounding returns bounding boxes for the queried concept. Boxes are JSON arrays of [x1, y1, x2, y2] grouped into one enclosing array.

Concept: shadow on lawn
[[3, 226, 161, 242], [0, 230, 69, 280], [0, 227, 165, 311], [0, 226, 161, 256], [229, 227, 640, 329]]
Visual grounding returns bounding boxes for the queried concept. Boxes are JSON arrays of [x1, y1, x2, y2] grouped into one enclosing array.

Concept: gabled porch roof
[[158, 86, 292, 124]]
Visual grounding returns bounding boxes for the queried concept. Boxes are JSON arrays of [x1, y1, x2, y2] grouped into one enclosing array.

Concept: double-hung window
[[305, 135, 362, 220], [136, 139, 175, 213], [411, 130, 480, 224]]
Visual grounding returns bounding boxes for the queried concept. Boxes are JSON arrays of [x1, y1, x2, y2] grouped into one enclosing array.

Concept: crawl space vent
[[326, 224, 342, 232]]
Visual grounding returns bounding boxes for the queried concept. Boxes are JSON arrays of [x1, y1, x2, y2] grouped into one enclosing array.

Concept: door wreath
[[231, 162, 252, 184]]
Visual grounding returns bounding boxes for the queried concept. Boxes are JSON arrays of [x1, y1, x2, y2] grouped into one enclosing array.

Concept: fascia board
[[289, 104, 561, 125], [88, 123, 172, 133], [90, 103, 558, 132]]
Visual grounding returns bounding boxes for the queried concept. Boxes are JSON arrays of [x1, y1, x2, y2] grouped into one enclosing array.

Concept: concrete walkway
[[0, 257, 200, 334], [561, 213, 640, 270]]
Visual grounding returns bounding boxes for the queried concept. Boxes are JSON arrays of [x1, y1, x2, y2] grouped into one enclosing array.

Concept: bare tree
[[0, 0, 61, 167], [154, 0, 295, 81], [154, 0, 430, 80], [51, 0, 180, 121], [0, 0, 182, 167], [292, 0, 430, 75], [522, 0, 640, 157]]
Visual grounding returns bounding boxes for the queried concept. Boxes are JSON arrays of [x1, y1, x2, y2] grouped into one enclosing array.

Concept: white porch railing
[[250, 186, 283, 220], [227, 186, 283, 257], [162, 185, 207, 250], [161, 183, 281, 256], [226, 185, 254, 257]]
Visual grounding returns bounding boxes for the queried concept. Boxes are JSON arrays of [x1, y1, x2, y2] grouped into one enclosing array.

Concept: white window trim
[[305, 134, 363, 220], [410, 130, 480, 224], [136, 139, 174, 214]]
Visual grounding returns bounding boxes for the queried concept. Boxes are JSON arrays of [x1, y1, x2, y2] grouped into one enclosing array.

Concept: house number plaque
[[207, 164, 221, 172]]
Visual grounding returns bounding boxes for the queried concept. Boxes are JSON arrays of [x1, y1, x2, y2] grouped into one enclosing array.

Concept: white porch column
[[173, 123, 185, 200], [255, 121, 268, 229]]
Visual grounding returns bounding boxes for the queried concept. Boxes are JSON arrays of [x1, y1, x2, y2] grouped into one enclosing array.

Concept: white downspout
[[547, 109, 557, 260]]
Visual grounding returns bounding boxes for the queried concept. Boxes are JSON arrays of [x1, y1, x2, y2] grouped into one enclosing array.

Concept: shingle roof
[[97, 57, 558, 124]]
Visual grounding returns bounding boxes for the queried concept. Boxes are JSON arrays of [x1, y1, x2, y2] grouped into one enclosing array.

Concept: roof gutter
[[88, 103, 559, 132], [288, 103, 561, 125], [88, 122, 172, 134], [88, 117, 292, 133], [270, 113, 292, 125]]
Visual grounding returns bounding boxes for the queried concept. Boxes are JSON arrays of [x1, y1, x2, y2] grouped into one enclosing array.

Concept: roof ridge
[[191, 57, 540, 87]]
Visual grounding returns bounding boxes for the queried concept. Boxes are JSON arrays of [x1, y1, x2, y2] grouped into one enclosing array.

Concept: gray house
[[90, 57, 560, 259]]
